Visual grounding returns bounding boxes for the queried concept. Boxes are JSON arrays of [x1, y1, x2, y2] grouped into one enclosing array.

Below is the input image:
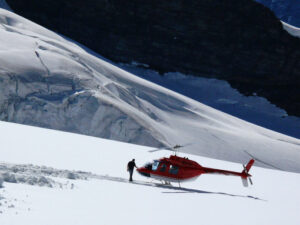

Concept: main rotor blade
[[148, 148, 166, 153], [148, 143, 193, 153], [148, 146, 176, 152], [178, 143, 193, 148]]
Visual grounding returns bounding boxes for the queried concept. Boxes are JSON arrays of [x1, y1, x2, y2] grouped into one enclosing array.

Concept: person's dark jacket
[[127, 161, 136, 171]]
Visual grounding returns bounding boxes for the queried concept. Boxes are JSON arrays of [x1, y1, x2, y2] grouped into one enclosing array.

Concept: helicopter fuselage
[[137, 155, 253, 184]]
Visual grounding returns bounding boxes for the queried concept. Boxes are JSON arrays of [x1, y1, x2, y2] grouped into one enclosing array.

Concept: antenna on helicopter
[[173, 144, 182, 156]]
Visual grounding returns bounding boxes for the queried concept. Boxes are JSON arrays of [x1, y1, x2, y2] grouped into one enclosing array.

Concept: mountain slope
[[120, 65, 300, 139], [0, 9, 165, 147], [0, 121, 300, 225], [0, 9, 300, 172], [6, 0, 300, 117]]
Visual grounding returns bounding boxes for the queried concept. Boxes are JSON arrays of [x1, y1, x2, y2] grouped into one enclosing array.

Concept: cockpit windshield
[[143, 161, 160, 171], [152, 161, 160, 171]]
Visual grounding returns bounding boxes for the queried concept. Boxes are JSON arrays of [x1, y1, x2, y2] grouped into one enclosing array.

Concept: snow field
[[0, 121, 299, 225]]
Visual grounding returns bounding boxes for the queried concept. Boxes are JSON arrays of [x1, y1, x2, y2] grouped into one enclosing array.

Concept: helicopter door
[[169, 165, 179, 175], [159, 163, 167, 172]]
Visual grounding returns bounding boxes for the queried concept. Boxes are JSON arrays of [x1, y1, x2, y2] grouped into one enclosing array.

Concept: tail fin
[[241, 159, 255, 187], [245, 159, 255, 172]]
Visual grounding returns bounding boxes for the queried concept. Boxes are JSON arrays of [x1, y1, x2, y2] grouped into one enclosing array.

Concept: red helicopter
[[137, 145, 255, 187]]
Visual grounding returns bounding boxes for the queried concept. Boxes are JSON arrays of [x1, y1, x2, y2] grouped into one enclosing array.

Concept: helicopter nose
[[137, 168, 150, 177]]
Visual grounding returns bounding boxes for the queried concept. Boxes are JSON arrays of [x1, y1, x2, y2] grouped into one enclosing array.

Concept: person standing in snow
[[127, 159, 137, 182]]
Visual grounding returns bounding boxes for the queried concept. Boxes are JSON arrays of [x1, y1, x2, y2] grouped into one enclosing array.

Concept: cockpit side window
[[169, 165, 179, 175], [152, 161, 160, 171]]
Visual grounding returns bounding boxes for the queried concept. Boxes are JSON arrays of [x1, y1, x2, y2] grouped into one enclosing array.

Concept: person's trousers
[[129, 169, 134, 181]]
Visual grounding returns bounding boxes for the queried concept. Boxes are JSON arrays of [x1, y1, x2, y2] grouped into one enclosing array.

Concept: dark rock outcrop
[[6, 0, 300, 116], [254, 0, 300, 27]]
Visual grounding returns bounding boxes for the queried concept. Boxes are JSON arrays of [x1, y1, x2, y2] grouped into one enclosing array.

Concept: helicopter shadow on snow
[[93, 174, 265, 201]]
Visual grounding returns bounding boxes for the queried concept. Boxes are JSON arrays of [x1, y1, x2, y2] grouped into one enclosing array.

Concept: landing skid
[[161, 180, 172, 186], [160, 180, 181, 188]]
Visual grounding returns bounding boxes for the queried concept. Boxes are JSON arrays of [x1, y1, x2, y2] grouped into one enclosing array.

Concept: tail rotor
[[241, 159, 255, 187]]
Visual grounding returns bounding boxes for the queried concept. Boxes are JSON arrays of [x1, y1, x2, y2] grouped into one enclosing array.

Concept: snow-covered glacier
[[0, 9, 300, 172], [0, 9, 167, 147]]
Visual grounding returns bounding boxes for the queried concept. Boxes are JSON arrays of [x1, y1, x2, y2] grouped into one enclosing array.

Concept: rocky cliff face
[[5, 0, 300, 117], [254, 0, 300, 27]]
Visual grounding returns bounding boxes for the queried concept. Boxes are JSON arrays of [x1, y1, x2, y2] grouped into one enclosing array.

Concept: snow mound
[[0, 162, 94, 188]]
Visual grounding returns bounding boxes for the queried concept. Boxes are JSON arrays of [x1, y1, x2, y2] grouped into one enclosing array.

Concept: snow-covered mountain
[[0, 5, 299, 224], [0, 121, 300, 225], [0, 8, 300, 172], [119, 64, 300, 139], [5, 0, 300, 117], [0, 8, 165, 147]]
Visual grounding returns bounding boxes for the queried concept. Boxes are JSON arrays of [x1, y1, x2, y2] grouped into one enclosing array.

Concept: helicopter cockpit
[[143, 161, 179, 175], [144, 162, 152, 170], [144, 160, 159, 171]]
